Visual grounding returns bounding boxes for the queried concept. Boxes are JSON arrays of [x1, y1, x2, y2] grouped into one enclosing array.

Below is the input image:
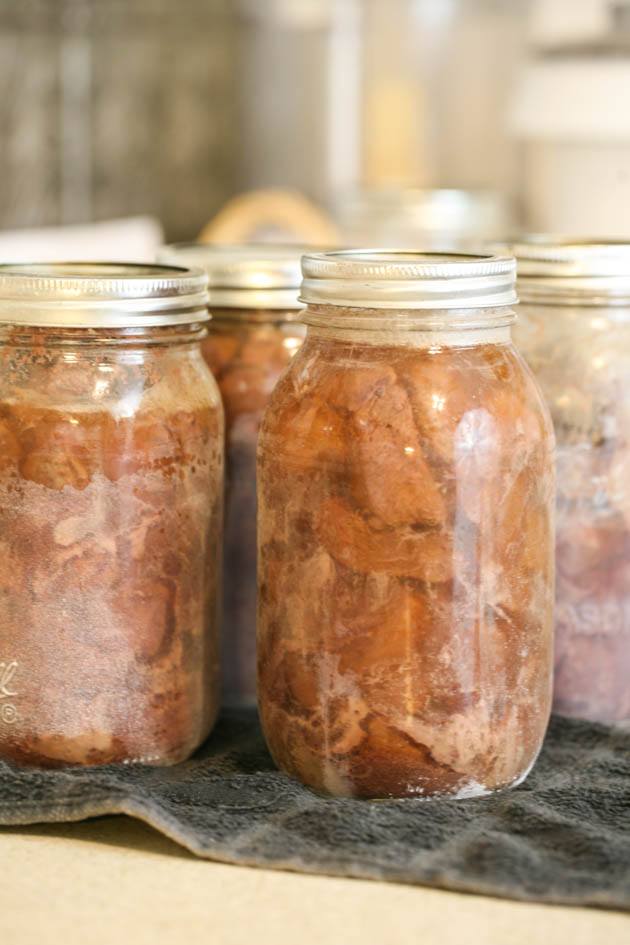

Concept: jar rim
[[0, 262, 210, 328], [515, 238, 630, 305], [157, 242, 307, 311], [300, 249, 518, 310]]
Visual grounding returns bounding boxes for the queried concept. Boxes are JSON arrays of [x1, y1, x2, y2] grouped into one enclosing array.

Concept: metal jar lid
[[157, 243, 305, 311], [0, 262, 209, 328], [299, 250, 518, 310], [515, 239, 630, 306]]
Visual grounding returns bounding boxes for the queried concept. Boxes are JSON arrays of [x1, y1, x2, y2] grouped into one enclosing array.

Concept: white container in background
[[511, 40, 630, 235], [528, 0, 623, 49]]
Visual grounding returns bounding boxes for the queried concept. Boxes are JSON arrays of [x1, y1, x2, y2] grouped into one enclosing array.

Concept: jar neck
[[520, 301, 630, 323], [302, 304, 514, 348], [210, 307, 303, 325], [0, 323, 207, 348]]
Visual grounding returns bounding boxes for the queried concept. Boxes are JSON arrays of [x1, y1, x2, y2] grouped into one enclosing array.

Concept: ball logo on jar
[[557, 600, 630, 637], [0, 661, 18, 725]]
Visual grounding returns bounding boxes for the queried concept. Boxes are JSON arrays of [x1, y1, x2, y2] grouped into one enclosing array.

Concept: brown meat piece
[[400, 356, 480, 463], [348, 716, 466, 799], [20, 411, 101, 491], [262, 398, 348, 475], [316, 497, 453, 583], [349, 376, 445, 527], [0, 414, 20, 472]]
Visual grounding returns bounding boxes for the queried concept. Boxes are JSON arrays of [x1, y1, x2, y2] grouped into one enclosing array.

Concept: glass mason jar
[[258, 250, 555, 799], [0, 263, 224, 766], [158, 244, 306, 706], [514, 240, 630, 723]]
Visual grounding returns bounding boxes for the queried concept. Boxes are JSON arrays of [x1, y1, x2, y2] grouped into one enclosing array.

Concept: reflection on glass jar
[[158, 245, 306, 706], [515, 240, 630, 723], [0, 264, 224, 767], [258, 250, 555, 799]]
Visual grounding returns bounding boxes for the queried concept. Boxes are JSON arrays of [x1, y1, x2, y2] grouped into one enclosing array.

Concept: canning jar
[[0, 263, 224, 766], [258, 250, 555, 799], [514, 240, 630, 723], [158, 244, 306, 706]]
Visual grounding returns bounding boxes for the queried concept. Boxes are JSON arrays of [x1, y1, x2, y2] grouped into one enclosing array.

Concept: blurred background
[[1, 0, 630, 258]]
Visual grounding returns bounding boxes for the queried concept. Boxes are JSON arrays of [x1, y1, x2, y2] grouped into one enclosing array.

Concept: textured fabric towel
[[0, 710, 628, 910]]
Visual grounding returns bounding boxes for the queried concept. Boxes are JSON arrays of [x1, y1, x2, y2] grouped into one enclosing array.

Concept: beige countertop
[[0, 816, 627, 945]]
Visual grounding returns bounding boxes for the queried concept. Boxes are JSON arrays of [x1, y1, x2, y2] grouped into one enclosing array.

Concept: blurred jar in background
[[0, 264, 223, 766], [159, 244, 306, 706], [514, 239, 630, 723], [335, 188, 511, 250], [258, 250, 554, 799]]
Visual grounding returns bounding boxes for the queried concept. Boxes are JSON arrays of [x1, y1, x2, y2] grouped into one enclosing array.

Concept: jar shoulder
[[515, 307, 630, 377], [0, 340, 222, 417], [514, 308, 630, 441], [0, 342, 224, 491], [261, 339, 554, 459]]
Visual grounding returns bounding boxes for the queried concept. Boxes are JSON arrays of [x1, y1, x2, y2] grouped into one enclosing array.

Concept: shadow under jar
[[514, 239, 630, 723], [158, 244, 306, 706], [0, 263, 224, 767], [257, 250, 555, 799]]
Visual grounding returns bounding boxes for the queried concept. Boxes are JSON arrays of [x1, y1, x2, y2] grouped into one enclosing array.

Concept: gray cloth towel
[[0, 711, 628, 910]]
